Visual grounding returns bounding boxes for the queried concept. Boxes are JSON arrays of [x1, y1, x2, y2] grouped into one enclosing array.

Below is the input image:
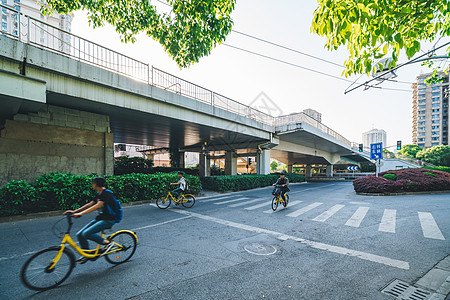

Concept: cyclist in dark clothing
[[63, 177, 116, 264], [273, 171, 290, 200]]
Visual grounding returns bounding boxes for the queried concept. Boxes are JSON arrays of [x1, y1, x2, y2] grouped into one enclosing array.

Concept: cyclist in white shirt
[[170, 172, 186, 199]]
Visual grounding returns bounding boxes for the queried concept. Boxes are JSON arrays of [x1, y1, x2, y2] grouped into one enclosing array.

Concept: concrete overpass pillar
[[199, 153, 210, 177], [287, 164, 293, 173], [326, 165, 334, 177], [225, 151, 237, 175], [305, 165, 312, 177], [179, 152, 185, 168], [256, 149, 271, 175]]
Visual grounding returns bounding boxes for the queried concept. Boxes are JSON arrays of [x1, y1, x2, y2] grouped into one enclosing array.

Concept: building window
[[419, 105, 426, 109], [432, 86, 440, 90], [419, 132, 425, 136], [432, 131, 439, 135], [432, 97, 440, 102], [419, 99, 426, 104], [432, 108, 440, 113], [419, 116, 426, 120], [419, 88, 426, 93], [418, 138, 425, 142], [432, 103, 440, 107], [419, 83, 427, 87], [419, 121, 425, 125], [432, 114, 440, 119], [418, 143, 425, 147], [1, 22, 6, 31], [419, 127, 425, 131], [432, 119, 439, 124], [419, 111, 425, 115], [432, 92, 440, 96], [432, 142, 439, 146], [432, 125, 440, 129], [419, 94, 426, 98], [14, 5, 20, 12]]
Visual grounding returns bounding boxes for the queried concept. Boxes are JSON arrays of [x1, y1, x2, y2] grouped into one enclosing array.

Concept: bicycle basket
[[272, 186, 281, 196]]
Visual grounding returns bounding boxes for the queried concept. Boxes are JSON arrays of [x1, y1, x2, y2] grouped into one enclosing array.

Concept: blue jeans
[[76, 219, 115, 250], [172, 188, 183, 198]]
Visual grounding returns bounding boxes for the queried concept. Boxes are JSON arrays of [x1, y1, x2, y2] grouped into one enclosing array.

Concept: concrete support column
[[287, 164, 293, 173], [179, 152, 185, 168], [305, 165, 312, 177], [199, 153, 210, 177], [104, 132, 114, 175], [256, 149, 271, 175], [326, 164, 334, 177], [225, 151, 237, 175]]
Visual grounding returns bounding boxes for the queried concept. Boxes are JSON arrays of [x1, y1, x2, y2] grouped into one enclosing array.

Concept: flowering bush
[[353, 168, 450, 193]]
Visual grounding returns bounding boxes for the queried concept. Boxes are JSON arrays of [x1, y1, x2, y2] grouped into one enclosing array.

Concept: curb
[[356, 190, 450, 196]]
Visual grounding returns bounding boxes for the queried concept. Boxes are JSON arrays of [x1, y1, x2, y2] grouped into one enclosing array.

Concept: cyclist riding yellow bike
[[170, 172, 187, 201], [63, 177, 122, 264], [272, 171, 290, 200]]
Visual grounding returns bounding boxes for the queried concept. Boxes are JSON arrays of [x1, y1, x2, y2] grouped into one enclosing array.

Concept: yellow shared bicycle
[[272, 185, 289, 211], [156, 186, 196, 209], [20, 213, 138, 291]]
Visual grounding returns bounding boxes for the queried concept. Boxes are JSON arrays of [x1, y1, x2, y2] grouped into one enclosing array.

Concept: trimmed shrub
[[201, 173, 306, 192], [353, 168, 450, 193], [0, 172, 202, 217], [422, 166, 450, 173], [382, 174, 397, 181]]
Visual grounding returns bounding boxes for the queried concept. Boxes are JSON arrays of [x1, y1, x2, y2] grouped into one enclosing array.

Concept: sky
[[70, 0, 446, 149]]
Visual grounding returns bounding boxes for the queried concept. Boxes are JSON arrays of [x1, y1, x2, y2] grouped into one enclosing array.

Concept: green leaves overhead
[[42, 0, 236, 68], [311, 0, 450, 77]]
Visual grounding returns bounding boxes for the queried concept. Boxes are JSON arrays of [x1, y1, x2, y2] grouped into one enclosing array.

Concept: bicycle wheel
[[21, 246, 75, 291], [282, 194, 289, 207], [272, 196, 278, 211], [181, 195, 195, 208], [104, 231, 137, 265], [156, 196, 171, 209]]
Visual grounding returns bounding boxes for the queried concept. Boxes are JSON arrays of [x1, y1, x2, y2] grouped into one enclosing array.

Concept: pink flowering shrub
[[353, 168, 450, 193]]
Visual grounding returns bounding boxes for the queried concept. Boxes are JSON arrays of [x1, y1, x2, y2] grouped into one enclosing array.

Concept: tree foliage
[[42, 0, 236, 68], [398, 144, 423, 158], [311, 0, 450, 77], [270, 161, 278, 171], [416, 145, 450, 166]]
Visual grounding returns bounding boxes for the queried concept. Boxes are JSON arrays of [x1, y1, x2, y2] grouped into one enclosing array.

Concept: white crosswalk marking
[[286, 202, 323, 218], [201, 195, 238, 203], [345, 207, 370, 227], [245, 201, 270, 210], [263, 201, 303, 213], [418, 212, 445, 240], [229, 198, 264, 207], [312, 204, 345, 222], [379, 209, 396, 233], [214, 197, 248, 205]]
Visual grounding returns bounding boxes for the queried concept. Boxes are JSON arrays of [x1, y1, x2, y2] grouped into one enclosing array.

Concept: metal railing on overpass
[[0, 4, 351, 145]]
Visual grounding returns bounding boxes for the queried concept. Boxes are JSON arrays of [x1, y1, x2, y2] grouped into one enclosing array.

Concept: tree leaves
[[43, 0, 236, 68], [311, 0, 450, 76]]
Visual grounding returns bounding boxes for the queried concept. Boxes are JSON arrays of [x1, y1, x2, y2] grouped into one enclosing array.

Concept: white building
[[1, 0, 73, 53], [362, 129, 387, 150], [303, 108, 322, 122]]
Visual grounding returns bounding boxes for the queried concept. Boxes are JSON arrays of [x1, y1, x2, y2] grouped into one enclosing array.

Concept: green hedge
[[0, 172, 202, 217], [200, 173, 306, 192], [422, 166, 450, 173]]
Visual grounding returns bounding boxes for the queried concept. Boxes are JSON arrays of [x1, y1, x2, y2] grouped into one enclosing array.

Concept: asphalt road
[[0, 181, 449, 299]]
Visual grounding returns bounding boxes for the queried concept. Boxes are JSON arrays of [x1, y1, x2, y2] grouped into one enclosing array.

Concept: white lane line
[[201, 195, 237, 203], [263, 201, 303, 213], [345, 207, 370, 228], [214, 197, 249, 205], [379, 209, 396, 233], [312, 204, 345, 222], [229, 198, 263, 208], [246, 202, 270, 210], [132, 216, 192, 231], [418, 212, 445, 240], [172, 210, 410, 270], [286, 202, 323, 218]]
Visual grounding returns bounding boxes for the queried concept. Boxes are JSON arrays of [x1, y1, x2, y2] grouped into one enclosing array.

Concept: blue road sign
[[347, 166, 358, 171], [370, 142, 383, 160]]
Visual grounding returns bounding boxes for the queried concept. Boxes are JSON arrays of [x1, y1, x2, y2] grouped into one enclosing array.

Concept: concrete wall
[[0, 105, 113, 186]]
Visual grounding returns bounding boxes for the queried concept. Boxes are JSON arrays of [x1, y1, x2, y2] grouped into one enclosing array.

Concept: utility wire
[[223, 44, 411, 92]]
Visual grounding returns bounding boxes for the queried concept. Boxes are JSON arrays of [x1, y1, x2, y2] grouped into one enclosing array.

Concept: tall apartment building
[[1, 0, 73, 52], [362, 129, 387, 149], [303, 108, 322, 122], [412, 72, 449, 148]]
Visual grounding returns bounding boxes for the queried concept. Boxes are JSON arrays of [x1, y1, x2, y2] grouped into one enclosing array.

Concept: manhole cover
[[243, 243, 277, 256], [381, 279, 432, 300]]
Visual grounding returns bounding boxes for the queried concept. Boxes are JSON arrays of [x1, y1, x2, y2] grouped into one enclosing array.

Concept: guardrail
[[275, 113, 352, 146], [1, 4, 355, 145]]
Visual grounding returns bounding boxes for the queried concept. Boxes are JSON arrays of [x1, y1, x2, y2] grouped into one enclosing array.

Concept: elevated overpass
[[0, 6, 369, 184]]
